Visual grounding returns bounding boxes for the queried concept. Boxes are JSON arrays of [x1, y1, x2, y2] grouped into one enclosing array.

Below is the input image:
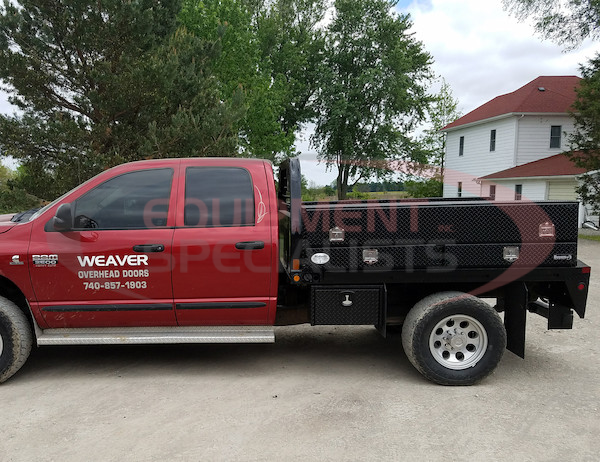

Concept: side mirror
[[53, 203, 73, 232]]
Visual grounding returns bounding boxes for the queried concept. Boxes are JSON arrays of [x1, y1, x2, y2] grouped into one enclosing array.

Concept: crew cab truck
[[0, 157, 591, 385]]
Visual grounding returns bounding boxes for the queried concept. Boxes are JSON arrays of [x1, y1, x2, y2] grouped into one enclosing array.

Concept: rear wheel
[[0, 297, 33, 383], [402, 292, 506, 386]]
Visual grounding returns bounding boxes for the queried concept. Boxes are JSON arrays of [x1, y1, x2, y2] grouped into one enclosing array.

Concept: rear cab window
[[183, 167, 255, 228]]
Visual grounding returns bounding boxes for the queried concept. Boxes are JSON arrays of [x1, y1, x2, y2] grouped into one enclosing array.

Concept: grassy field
[[579, 233, 600, 242]]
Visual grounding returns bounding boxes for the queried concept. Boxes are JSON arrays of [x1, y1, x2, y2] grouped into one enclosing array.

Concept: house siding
[[443, 117, 516, 197], [480, 179, 547, 201], [547, 179, 578, 200], [516, 115, 575, 165]]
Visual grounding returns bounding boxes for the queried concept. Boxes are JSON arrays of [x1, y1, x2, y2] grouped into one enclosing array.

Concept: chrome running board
[[36, 326, 275, 345]]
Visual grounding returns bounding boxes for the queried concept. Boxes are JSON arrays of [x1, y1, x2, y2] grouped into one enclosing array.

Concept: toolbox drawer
[[444, 242, 577, 268], [311, 285, 385, 325]]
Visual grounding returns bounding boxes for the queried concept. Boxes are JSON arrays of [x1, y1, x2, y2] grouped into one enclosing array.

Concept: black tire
[[0, 297, 33, 383], [402, 291, 506, 386]]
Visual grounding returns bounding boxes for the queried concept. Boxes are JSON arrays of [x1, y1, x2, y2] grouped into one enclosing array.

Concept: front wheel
[[402, 292, 506, 386], [0, 297, 33, 383]]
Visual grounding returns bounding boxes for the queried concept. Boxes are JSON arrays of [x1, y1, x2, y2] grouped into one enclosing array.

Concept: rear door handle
[[235, 241, 265, 250], [133, 244, 165, 253]]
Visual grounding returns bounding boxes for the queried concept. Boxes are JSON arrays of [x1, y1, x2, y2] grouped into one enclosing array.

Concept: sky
[[299, 0, 600, 185], [2, 0, 600, 185]]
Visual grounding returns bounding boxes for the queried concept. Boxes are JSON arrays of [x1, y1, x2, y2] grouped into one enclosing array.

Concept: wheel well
[[0, 276, 36, 332], [386, 283, 498, 319]]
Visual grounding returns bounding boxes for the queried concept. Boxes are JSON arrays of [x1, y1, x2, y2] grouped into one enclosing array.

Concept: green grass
[[579, 233, 600, 242]]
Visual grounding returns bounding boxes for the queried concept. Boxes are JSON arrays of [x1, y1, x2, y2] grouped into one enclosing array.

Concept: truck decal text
[[77, 255, 149, 267]]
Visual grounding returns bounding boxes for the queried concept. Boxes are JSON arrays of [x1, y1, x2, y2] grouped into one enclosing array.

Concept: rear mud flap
[[504, 282, 528, 359]]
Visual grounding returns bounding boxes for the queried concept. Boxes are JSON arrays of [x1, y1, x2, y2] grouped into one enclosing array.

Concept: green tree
[[503, 0, 600, 49], [404, 178, 443, 198], [254, 0, 326, 137], [418, 79, 461, 182], [0, 0, 243, 199], [566, 55, 600, 212], [179, 0, 296, 162], [0, 164, 41, 213], [312, 0, 433, 200]]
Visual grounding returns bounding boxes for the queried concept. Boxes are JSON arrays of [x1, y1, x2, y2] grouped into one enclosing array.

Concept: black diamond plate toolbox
[[304, 244, 443, 270], [444, 243, 577, 268], [311, 285, 384, 325], [301, 200, 578, 245]]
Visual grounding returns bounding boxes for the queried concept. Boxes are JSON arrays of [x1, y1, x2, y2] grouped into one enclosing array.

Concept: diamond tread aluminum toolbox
[[298, 199, 579, 273]]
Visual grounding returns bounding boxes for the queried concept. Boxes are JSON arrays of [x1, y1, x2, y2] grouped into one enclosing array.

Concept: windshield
[[28, 191, 72, 222], [27, 174, 104, 222]]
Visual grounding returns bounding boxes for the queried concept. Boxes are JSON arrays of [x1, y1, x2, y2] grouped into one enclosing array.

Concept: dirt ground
[[2, 240, 599, 462]]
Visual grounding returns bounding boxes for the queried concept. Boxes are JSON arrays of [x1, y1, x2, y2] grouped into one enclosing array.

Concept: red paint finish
[[0, 222, 43, 325], [27, 159, 182, 328], [172, 159, 275, 326], [29, 228, 177, 328], [16, 158, 279, 329]]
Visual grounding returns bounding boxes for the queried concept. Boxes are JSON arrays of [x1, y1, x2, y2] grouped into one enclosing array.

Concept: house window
[[458, 182, 463, 198], [490, 129, 496, 152], [515, 184, 522, 201], [550, 125, 562, 148], [489, 185, 496, 200], [459, 136, 464, 156]]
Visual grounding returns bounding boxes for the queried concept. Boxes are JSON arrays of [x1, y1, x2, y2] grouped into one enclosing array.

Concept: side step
[[37, 326, 275, 346]]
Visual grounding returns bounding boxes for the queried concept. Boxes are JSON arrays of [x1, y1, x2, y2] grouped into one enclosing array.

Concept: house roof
[[443, 76, 581, 131], [480, 154, 587, 180]]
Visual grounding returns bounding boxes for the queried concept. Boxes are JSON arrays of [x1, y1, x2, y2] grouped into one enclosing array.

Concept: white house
[[442, 76, 585, 203]]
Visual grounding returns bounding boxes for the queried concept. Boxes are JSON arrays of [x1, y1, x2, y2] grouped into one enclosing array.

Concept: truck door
[[171, 161, 275, 325], [29, 166, 178, 328]]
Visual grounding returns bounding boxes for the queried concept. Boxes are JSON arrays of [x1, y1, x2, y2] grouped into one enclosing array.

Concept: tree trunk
[[337, 164, 349, 200]]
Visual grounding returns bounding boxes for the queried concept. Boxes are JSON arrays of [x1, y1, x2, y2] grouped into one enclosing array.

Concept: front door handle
[[133, 244, 165, 253], [235, 241, 265, 250]]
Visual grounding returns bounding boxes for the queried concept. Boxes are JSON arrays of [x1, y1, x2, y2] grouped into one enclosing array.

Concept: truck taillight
[[578, 283, 586, 291], [582, 266, 591, 274]]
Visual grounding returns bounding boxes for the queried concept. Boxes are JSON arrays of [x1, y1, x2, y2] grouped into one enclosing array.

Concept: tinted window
[[73, 168, 173, 229], [184, 167, 254, 227]]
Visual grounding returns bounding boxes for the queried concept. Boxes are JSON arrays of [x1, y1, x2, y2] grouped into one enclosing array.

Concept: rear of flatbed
[[277, 158, 590, 385]]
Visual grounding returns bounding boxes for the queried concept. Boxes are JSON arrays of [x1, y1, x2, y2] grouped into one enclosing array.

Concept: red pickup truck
[[0, 157, 591, 385]]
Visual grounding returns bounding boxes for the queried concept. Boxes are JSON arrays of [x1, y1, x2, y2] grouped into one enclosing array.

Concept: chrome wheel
[[429, 314, 488, 370], [0, 333, 3, 356]]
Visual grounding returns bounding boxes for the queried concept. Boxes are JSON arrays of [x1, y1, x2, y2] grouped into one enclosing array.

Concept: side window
[[459, 136, 464, 156], [490, 129, 496, 152], [184, 167, 255, 227], [73, 168, 173, 229], [515, 184, 523, 201], [550, 125, 562, 148]]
